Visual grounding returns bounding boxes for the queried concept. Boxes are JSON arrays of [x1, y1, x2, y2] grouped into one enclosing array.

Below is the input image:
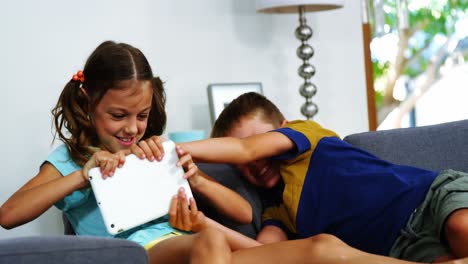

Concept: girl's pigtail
[[52, 78, 94, 166], [144, 77, 167, 138]]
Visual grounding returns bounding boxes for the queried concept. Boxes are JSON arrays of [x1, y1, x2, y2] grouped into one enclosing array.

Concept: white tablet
[[88, 140, 193, 235]]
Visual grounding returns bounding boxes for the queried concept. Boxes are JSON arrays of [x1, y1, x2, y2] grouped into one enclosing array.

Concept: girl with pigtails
[[0, 41, 253, 263]]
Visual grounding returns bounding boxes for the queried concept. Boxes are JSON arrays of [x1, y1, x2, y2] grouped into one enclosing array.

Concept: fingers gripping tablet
[[89, 140, 193, 235]]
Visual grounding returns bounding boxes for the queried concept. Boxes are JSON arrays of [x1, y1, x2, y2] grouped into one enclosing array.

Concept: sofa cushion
[[0, 236, 148, 263], [197, 163, 262, 238], [343, 119, 468, 172]]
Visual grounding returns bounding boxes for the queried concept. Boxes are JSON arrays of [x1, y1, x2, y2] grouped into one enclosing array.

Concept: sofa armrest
[[0, 236, 148, 264]]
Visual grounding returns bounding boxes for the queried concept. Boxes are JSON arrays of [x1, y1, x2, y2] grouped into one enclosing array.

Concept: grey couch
[[1, 119, 467, 263]]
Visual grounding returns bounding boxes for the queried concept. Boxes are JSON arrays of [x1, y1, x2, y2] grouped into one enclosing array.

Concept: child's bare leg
[[147, 230, 468, 264], [190, 228, 231, 264], [445, 208, 468, 258], [147, 234, 194, 264], [147, 228, 231, 264], [231, 234, 468, 264]]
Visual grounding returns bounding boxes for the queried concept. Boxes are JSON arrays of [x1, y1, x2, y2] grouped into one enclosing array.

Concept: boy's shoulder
[[284, 120, 340, 139], [286, 120, 322, 129]]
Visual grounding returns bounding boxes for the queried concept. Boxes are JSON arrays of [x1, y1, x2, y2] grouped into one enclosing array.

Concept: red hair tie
[[72, 70, 85, 83]]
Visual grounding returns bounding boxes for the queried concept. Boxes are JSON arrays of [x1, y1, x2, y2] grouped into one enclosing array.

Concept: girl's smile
[[115, 136, 136, 146], [92, 80, 153, 153]]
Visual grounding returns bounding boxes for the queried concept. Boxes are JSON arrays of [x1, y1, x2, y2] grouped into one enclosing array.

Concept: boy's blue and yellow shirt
[[262, 120, 437, 256]]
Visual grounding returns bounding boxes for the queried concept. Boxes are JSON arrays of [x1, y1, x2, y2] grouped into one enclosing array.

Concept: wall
[[0, 0, 367, 238]]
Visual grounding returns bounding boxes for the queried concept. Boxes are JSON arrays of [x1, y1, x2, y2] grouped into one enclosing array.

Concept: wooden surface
[[362, 22, 377, 131]]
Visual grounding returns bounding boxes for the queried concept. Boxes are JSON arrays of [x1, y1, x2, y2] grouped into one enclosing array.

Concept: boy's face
[[227, 115, 282, 188], [93, 80, 153, 153]]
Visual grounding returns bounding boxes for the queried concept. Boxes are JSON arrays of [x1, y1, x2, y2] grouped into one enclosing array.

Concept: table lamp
[[256, 0, 344, 119]]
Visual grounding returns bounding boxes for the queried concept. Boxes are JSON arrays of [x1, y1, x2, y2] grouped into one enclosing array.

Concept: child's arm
[[169, 189, 261, 250], [176, 145, 252, 224], [256, 225, 288, 244], [191, 170, 252, 224], [0, 164, 87, 229], [133, 137, 253, 224], [181, 132, 294, 164], [0, 150, 126, 229]]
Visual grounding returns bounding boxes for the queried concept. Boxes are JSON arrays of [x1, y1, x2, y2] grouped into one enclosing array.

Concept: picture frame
[[207, 82, 263, 124]]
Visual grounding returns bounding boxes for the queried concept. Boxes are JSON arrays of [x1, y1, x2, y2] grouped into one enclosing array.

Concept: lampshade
[[256, 0, 344, 13]]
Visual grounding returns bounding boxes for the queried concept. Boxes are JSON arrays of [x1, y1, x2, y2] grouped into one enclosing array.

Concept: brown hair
[[52, 41, 166, 166], [211, 92, 285, 137]]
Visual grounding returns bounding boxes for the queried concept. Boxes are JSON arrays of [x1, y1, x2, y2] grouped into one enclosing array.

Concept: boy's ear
[[280, 119, 288, 127]]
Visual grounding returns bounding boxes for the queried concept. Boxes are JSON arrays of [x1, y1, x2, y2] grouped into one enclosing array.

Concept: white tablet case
[[88, 140, 193, 235]]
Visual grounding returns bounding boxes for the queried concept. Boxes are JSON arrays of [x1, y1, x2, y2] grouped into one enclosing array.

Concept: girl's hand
[[82, 150, 126, 180], [169, 188, 205, 232], [131, 136, 165, 161], [175, 145, 200, 185]]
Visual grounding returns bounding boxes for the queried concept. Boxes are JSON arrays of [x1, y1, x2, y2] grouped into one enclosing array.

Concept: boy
[[182, 92, 468, 263]]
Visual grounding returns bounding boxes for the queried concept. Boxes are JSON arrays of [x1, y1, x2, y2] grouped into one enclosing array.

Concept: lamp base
[[295, 6, 318, 119]]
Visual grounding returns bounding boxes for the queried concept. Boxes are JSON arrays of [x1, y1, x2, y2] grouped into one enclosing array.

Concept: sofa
[[1, 119, 467, 263]]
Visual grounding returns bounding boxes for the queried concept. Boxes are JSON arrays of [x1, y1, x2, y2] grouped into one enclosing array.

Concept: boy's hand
[[131, 136, 166, 161], [169, 188, 205, 232], [175, 145, 200, 185], [82, 150, 126, 180]]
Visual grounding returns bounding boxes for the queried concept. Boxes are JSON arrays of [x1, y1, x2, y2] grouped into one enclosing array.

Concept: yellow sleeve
[[285, 120, 340, 148], [262, 204, 297, 234]]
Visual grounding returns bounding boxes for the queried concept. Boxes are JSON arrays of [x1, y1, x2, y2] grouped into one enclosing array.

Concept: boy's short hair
[[211, 92, 285, 137]]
